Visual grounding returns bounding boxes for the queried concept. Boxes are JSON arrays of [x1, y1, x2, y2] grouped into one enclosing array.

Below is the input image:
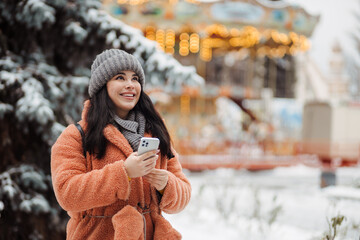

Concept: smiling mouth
[[120, 93, 135, 97]]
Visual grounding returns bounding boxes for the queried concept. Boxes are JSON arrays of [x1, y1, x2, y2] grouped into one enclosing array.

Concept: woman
[[51, 49, 191, 240]]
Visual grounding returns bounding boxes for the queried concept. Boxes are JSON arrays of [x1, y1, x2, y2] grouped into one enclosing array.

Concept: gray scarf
[[112, 111, 146, 151]]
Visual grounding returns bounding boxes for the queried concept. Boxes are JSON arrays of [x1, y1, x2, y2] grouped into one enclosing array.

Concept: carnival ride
[[103, 0, 360, 171], [103, 0, 317, 62]]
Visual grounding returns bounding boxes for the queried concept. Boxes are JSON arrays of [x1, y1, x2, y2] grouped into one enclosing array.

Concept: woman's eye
[[116, 76, 124, 80], [132, 77, 139, 81]]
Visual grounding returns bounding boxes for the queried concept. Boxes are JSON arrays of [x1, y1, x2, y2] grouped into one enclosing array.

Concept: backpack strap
[[75, 122, 86, 158]]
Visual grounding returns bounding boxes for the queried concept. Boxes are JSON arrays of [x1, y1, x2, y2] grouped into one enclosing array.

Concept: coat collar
[[80, 99, 150, 158], [103, 124, 133, 157]]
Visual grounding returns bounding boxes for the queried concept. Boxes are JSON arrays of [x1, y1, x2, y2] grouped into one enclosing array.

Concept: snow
[[86, 8, 101, 24], [324, 186, 360, 201], [64, 22, 88, 44], [50, 122, 66, 141], [106, 30, 117, 44], [0, 103, 14, 118], [20, 195, 51, 214], [216, 97, 243, 141], [37, 62, 59, 75], [47, 0, 67, 8], [0, 165, 54, 216], [3, 185, 16, 199], [165, 165, 360, 240], [15, 0, 56, 30], [0, 57, 19, 70], [46, 76, 62, 99], [16, 78, 55, 125], [0, 71, 25, 88], [21, 171, 48, 191]]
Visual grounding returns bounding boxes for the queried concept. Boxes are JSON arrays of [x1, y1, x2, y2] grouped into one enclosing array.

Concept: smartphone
[[137, 137, 160, 155]]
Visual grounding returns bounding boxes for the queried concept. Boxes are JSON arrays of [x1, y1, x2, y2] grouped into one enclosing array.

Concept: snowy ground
[[165, 165, 360, 240]]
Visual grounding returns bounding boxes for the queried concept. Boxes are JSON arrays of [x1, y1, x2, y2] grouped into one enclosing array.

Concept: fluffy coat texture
[[51, 101, 191, 240]]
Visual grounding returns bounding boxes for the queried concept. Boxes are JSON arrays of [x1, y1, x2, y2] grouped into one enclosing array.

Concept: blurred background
[[0, 0, 359, 239]]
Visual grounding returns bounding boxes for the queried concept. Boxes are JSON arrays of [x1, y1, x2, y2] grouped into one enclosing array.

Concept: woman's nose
[[125, 79, 134, 88]]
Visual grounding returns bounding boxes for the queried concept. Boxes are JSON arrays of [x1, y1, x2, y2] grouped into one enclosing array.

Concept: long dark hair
[[85, 87, 174, 160]]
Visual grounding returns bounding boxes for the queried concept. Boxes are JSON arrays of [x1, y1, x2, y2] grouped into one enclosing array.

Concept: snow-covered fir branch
[[0, 164, 52, 214], [0, 54, 86, 145], [15, 0, 56, 30]]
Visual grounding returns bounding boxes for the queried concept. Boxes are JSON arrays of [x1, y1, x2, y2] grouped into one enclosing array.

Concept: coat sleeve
[[159, 148, 191, 214], [51, 124, 130, 212]]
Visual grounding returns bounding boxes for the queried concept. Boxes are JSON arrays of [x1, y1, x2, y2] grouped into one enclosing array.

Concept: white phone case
[[137, 137, 160, 155]]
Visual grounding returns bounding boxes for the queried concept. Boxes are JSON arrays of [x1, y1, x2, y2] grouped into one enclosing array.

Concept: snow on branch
[[0, 53, 86, 144], [15, 0, 56, 30], [64, 22, 88, 44], [0, 164, 52, 215], [16, 77, 55, 126], [0, 103, 14, 119]]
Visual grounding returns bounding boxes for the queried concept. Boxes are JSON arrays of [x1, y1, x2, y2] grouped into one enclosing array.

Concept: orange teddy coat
[[51, 101, 191, 240]]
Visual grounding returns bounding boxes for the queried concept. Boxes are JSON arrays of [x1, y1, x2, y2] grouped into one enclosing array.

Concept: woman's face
[[106, 70, 141, 119]]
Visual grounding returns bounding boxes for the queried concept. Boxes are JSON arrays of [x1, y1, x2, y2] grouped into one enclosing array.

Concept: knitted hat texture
[[89, 49, 145, 97]]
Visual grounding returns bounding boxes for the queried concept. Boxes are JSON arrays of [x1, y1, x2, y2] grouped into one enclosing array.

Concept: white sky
[[286, 0, 360, 75]]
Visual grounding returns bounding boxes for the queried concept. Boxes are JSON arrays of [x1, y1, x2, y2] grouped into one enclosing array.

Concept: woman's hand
[[144, 169, 168, 191], [124, 150, 158, 178]]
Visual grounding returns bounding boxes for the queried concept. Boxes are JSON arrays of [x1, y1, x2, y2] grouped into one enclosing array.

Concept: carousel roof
[[103, 0, 319, 37]]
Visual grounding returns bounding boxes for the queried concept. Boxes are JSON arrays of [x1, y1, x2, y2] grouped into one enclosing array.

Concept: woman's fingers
[[144, 154, 158, 164], [142, 155, 157, 170], [135, 150, 157, 175], [145, 171, 167, 183], [149, 168, 168, 176], [125, 150, 159, 178], [144, 176, 162, 187], [144, 165, 155, 175], [138, 150, 158, 161], [144, 169, 168, 190]]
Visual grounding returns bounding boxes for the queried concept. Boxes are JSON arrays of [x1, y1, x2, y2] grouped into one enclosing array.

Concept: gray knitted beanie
[[89, 49, 145, 98]]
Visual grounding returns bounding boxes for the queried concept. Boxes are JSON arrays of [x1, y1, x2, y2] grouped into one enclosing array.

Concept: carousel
[[103, 0, 323, 170], [103, 0, 317, 59], [103, 0, 319, 97]]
